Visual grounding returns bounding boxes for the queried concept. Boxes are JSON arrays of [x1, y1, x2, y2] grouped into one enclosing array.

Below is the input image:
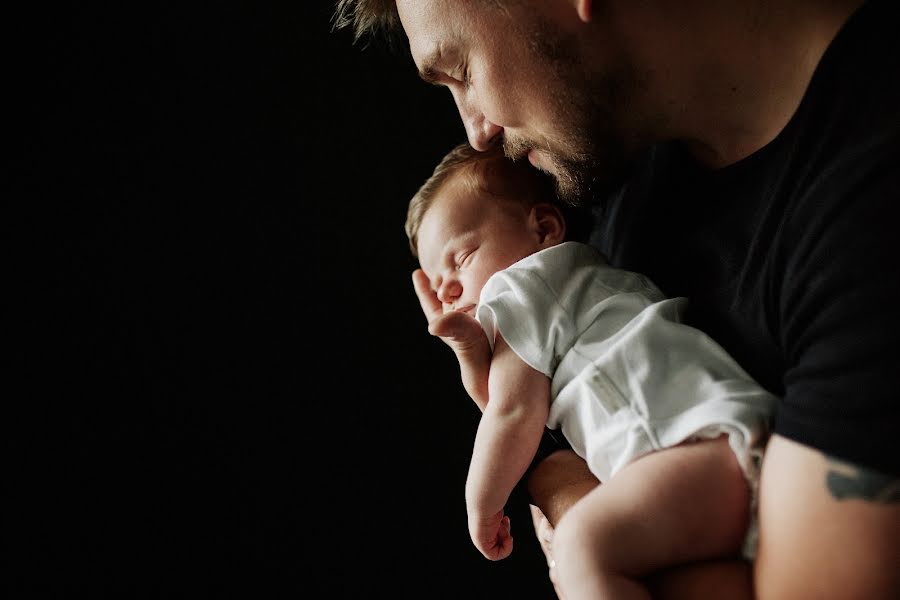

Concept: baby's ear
[[530, 203, 567, 247]]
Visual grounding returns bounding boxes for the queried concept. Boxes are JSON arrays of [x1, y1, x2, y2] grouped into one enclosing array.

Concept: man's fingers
[[412, 269, 442, 323], [530, 504, 545, 533], [530, 505, 563, 597], [530, 504, 554, 559]]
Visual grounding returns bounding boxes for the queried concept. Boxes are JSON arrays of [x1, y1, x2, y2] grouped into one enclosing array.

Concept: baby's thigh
[[554, 437, 750, 575]]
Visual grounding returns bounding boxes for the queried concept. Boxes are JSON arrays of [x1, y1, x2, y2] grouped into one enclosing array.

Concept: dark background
[[10, 2, 555, 597]]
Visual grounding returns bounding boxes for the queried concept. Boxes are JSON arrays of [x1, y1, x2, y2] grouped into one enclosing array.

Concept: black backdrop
[[10, 3, 556, 597]]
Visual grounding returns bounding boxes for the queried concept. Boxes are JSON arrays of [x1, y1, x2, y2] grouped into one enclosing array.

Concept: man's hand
[[526, 450, 597, 599], [412, 269, 491, 409], [530, 504, 565, 598]]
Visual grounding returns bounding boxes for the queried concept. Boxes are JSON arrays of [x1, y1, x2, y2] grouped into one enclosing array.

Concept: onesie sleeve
[[476, 264, 572, 377], [475, 243, 656, 378]]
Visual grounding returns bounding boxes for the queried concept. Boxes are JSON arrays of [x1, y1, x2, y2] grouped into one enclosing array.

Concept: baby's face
[[417, 176, 543, 315]]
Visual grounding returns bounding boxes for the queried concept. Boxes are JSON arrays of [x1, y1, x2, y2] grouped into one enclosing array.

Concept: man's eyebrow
[[417, 49, 442, 85]]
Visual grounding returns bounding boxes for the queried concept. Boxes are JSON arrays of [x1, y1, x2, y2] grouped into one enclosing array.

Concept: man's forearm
[[525, 449, 599, 526], [526, 449, 753, 600]]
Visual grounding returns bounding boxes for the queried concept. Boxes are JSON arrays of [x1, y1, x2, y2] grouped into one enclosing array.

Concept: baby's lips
[[453, 304, 477, 316]]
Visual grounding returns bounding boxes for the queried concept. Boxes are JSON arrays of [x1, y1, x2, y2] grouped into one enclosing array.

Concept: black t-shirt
[[590, 0, 900, 475]]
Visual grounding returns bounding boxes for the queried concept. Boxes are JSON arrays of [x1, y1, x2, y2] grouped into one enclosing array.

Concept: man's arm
[[526, 450, 756, 600], [528, 439, 900, 599], [526, 449, 599, 527], [754, 435, 900, 599]]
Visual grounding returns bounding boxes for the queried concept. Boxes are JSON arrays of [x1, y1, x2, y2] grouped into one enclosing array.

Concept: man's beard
[[502, 115, 630, 208], [503, 19, 635, 207]]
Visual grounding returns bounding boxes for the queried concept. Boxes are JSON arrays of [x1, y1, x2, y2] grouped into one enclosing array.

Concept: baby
[[406, 142, 776, 600]]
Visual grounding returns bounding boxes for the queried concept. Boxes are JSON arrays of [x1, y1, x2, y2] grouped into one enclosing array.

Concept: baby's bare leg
[[552, 436, 751, 600]]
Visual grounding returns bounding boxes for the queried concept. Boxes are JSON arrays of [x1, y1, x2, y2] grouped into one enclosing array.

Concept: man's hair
[[333, 1, 511, 43], [405, 142, 592, 257], [332, 0, 400, 43]]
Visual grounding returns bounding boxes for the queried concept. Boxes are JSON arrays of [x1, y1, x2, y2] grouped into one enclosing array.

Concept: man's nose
[[457, 97, 502, 151], [436, 278, 462, 304], [467, 116, 502, 151]]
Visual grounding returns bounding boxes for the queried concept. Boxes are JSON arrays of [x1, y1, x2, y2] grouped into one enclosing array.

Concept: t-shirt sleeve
[[777, 148, 900, 475]]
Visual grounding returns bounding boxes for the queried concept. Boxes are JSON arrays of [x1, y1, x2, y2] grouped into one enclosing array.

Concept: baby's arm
[[427, 309, 492, 411], [413, 268, 491, 410], [466, 334, 551, 560]]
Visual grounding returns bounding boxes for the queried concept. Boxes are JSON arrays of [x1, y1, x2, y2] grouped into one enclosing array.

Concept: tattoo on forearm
[[825, 457, 900, 503]]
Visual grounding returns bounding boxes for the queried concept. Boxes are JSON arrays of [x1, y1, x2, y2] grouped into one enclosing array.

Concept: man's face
[[396, 0, 640, 204]]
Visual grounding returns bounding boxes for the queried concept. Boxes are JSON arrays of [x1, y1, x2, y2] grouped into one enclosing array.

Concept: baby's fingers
[[494, 516, 514, 560], [412, 269, 442, 324], [429, 310, 476, 338]]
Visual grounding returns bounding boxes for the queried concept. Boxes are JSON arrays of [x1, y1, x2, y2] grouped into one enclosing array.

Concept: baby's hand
[[413, 269, 491, 408], [469, 510, 513, 561], [412, 268, 487, 353], [427, 309, 485, 351]]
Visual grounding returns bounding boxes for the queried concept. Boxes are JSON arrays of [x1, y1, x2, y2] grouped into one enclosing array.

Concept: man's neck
[[621, 0, 866, 168]]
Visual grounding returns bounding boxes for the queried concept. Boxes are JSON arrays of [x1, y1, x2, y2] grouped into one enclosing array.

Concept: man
[[334, 1, 900, 597]]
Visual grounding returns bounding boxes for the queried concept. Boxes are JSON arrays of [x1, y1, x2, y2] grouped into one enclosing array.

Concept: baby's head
[[406, 142, 591, 315]]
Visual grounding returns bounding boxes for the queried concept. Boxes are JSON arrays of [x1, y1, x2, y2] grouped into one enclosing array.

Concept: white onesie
[[476, 242, 776, 558]]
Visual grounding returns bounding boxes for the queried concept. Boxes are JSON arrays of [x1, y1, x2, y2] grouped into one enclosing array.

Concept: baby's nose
[[436, 279, 462, 304]]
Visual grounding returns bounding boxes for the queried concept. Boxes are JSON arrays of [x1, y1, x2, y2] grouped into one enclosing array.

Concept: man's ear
[[530, 203, 567, 247], [574, 0, 592, 23]]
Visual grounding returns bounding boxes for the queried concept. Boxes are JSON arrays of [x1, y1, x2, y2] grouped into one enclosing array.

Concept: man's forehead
[[396, 0, 461, 69], [395, 0, 434, 45]]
